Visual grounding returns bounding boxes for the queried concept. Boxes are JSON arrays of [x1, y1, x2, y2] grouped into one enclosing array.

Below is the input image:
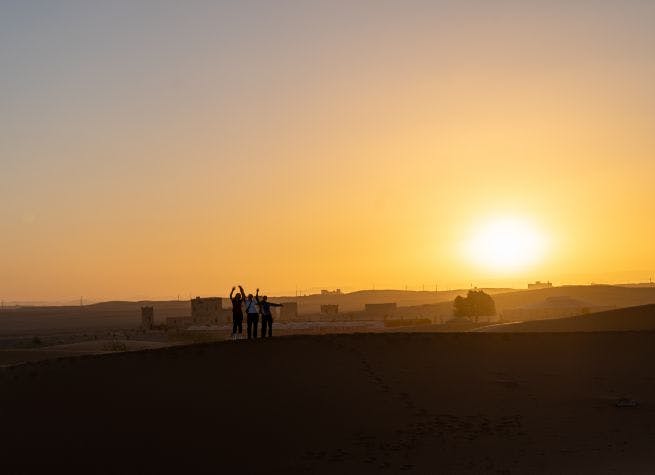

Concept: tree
[[453, 290, 496, 323]]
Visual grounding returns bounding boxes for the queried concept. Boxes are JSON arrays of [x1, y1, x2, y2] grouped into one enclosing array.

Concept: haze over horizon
[[2, 1, 655, 301]]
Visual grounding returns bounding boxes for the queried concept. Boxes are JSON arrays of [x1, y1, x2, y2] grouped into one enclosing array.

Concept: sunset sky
[[2, 1, 654, 301]]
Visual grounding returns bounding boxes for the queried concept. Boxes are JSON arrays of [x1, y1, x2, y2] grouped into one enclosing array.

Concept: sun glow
[[464, 217, 547, 273]]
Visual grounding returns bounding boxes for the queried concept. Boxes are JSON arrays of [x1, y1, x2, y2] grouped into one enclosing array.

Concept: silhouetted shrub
[[453, 290, 496, 323]]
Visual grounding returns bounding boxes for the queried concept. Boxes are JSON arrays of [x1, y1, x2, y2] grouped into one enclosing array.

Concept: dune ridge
[[479, 304, 655, 332]]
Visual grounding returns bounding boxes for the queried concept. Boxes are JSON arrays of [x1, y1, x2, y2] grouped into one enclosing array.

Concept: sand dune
[[0, 340, 175, 367], [43, 339, 173, 352], [493, 285, 655, 311], [479, 304, 655, 332], [2, 332, 654, 473]]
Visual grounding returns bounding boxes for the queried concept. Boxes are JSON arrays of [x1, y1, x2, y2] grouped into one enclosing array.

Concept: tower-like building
[[191, 297, 223, 325], [141, 306, 154, 330]]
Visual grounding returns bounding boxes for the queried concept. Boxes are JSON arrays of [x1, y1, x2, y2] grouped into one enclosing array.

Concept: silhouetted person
[[244, 288, 259, 339], [230, 286, 246, 340], [256, 288, 282, 338]]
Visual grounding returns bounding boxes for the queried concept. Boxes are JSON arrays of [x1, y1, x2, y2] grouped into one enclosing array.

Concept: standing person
[[256, 288, 283, 338], [229, 286, 245, 340], [243, 288, 260, 339]]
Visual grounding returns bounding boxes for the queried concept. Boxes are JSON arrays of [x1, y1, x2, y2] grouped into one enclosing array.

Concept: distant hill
[[478, 304, 655, 332], [272, 288, 515, 314], [387, 285, 655, 322], [0, 290, 515, 335], [493, 285, 655, 312], [4, 285, 655, 335], [0, 300, 189, 335]]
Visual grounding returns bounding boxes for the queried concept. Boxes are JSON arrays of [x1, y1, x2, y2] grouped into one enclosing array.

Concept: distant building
[[528, 281, 553, 290], [320, 304, 339, 315], [364, 303, 397, 317], [141, 306, 154, 330], [165, 297, 228, 330], [279, 302, 298, 320], [191, 297, 223, 325], [321, 289, 342, 295]]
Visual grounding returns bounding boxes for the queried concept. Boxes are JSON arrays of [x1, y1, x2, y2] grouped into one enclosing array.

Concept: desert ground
[[478, 304, 655, 333], [2, 327, 655, 473], [2, 297, 655, 473]]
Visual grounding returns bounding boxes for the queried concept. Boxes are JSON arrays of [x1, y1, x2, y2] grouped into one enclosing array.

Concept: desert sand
[[0, 339, 175, 367], [2, 330, 654, 473], [480, 304, 655, 333]]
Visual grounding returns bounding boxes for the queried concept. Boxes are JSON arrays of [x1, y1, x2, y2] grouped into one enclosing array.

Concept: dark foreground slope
[[480, 304, 655, 332], [2, 333, 655, 473]]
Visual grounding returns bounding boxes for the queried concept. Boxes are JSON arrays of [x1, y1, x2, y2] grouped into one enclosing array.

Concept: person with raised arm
[[243, 287, 260, 339], [229, 285, 246, 340], [256, 288, 283, 338]]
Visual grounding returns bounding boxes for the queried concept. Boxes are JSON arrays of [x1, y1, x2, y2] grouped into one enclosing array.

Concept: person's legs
[[247, 314, 253, 339], [252, 314, 259, 338], [267, 315, 273, 337], [232, 315, 238, 336], [261, 315, 269, 337], [237, 316, 243, 336]]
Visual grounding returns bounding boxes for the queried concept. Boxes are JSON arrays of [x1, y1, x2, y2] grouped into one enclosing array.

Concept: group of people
[[229, 286, 284, 340]]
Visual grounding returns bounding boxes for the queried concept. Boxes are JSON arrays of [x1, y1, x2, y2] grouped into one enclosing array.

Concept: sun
[[464, 217, 547, 273]]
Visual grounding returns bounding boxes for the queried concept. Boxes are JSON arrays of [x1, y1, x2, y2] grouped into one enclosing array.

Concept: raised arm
[[255, 288, 260, 303], [230, 286, 235, 299], [239, 285, 246, 300], [270, 302, 283, 307]]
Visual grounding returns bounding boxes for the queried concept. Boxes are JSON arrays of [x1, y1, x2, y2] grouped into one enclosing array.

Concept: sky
[[2, 1, 655, 301]]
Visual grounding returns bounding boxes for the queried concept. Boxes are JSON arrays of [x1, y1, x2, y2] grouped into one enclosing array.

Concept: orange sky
[[1, 2, 654, 301]]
